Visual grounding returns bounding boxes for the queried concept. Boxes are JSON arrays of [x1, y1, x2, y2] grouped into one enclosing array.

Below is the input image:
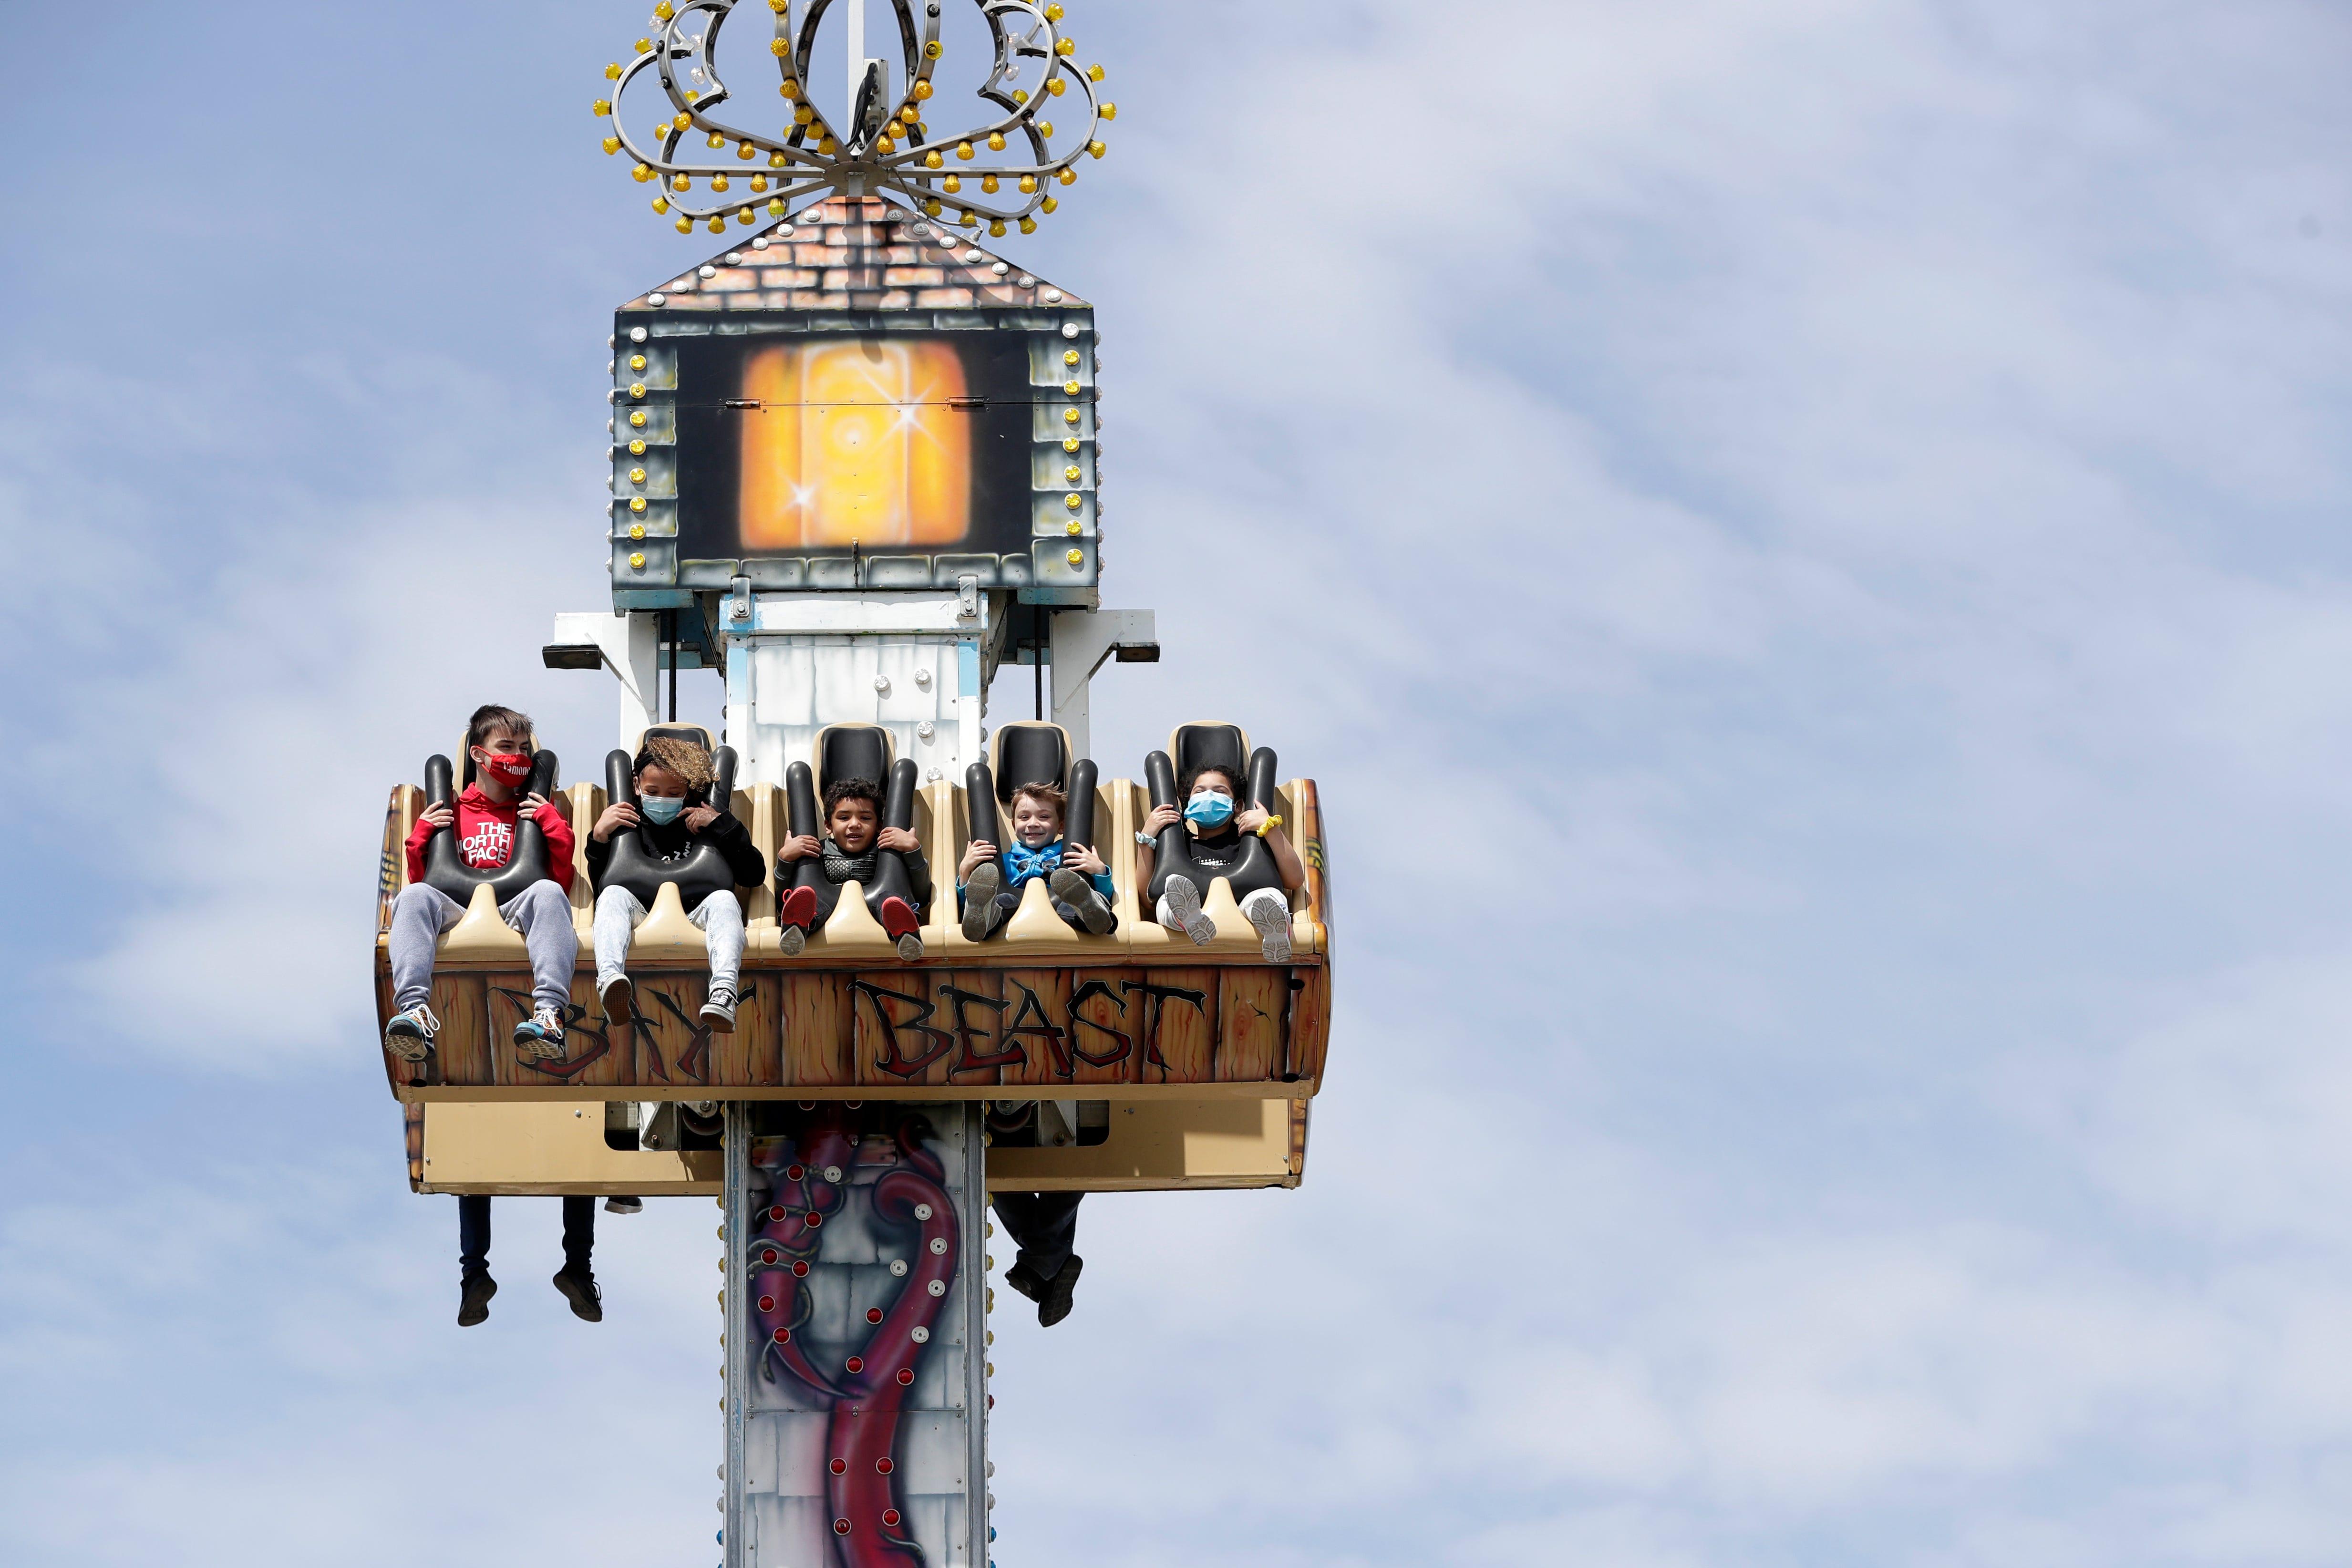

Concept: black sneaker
[[552, 1266, 603, 1322], [1002, 1259, 1048, 1304], [604, 1196, 643, 1215], [1037, 1255, 1083, 1328], [457, 1270, 497, 1328]]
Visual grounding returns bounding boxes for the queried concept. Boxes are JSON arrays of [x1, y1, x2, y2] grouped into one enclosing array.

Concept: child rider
[[956, 781, 1116, 940], [383, 704, 578, 1061], [1135, 762, 1307, 962], [774, 778, 931, 960], [587, 734, 767, 1030]]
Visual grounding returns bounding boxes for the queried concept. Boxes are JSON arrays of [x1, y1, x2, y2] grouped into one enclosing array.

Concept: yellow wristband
[[1254, 813, 1283, 838]]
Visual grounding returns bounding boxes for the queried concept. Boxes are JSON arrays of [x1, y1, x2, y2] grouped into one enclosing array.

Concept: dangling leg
[[691, 890, 745, 1030], [992, 1192, 1084, 1327], [456, 1194, 496, 1327], [1155, 876, 1215, 947], [385, 884, 464, 1059], [593, 885, 648, 1024], [553, 1196, 602, 1322], [961, 860, 1011, 942], [863, 854, 924, 961], [1239, 886, 1292, 963], [501, 880, 581, 1060]]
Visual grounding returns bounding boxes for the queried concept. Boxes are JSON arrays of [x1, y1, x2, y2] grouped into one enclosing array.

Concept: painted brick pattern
[[618, 194, 1088, 314]]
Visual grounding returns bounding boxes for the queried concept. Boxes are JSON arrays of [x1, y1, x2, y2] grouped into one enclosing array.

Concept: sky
[[3, 0, 2351, 1563]]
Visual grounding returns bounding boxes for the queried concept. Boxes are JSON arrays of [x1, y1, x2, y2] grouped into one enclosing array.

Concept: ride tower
[[370, 3, 1337, 1563]]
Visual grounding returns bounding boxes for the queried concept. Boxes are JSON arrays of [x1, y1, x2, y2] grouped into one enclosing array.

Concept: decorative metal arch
[[592, 0, 1114, 237]]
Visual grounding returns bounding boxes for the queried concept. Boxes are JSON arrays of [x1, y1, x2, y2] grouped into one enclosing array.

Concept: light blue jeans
[[389, 880, 578, 1015], [593, 886, 745, 997]]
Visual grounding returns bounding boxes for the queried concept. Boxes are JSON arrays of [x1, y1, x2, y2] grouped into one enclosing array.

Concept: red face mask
[[475, 749, 533, 787]]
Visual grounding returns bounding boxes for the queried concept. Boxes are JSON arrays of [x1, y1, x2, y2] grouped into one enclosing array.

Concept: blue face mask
[[1184, 789, 1235, 828], [640, 794, 686, 825]]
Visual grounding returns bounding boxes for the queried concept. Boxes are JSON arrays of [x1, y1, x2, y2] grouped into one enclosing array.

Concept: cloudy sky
[[5, 0, 2351, 1563]]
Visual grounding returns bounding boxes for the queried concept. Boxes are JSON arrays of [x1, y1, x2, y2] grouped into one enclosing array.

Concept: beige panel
[[981, 1097, 1301, 1192], [418, 1100, 721, 1195]]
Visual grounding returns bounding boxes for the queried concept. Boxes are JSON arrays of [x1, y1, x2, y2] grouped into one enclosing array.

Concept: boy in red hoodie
[[383, 705, 580, 1061]]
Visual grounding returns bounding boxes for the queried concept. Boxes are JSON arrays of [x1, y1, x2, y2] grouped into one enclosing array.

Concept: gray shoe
[[961, 862, 1003, 941], [604, 1196, 643, 1215], [700, 988, 737, 1032], [1244, 892, 1292, 963], [383, 1003, 439, 1063], [897, 931, 925, 961], [1161, 876, 1215, 946], [1050, 868, 1117, 935], [778, 924, 805, 956], [599, 973, 634, 1026]]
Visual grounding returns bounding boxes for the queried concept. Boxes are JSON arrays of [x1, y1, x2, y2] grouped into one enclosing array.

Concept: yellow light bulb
[[738, 207, 756, 225], [737, 141, 755, 159], [1041, 196, 1058, 213], [673, 173, 691, 190], [1100, 102, 1116, 120], [1013, 88, 1029, 104], [877, 135, 896, 154], [771, 38, 789, 56], [1058, 167, 1076, 185], [633, 163, 654, 182], [956, 141, 974, 160], [925, 39, 942, 58], [1066, 548, 1084, 566], [1063, 350, 1079, 365], [990, 219, 1006, 236], [1055, 37, 1075, 56], [674, 112, 692, 129], [1087, 140, 1105, 158], [629, 382, 648, 399], [634, 37, 652, 53], [630, 552, 648, 569], [602, 136, 621, 155], [709, 217, 727, 233], [914, 78, 933, 100], [629, 439, 648, 455], [1062, 436, 1080, 453], [924, 199, 943, 217], [1019, 175, 1037, 194], [1062, 407, 1081, 425], [981, 175, 999, 193], [942, 175, 960, 193], [1048, 76, 1066, 97], [1039, 121, 1054, 137], [770, 0, 786, 10], [654, 2, 673, 19], [605, 62, 622, 80], [1019, 216, 1037, 233], [987, 132, 1005, 152], [711, 175, 729, 191], [925, 150, 943, 169], [818, 136, 837, 153], [653, 196, 671, 213], [781, 78, 801, 99], [769, 151, 786, 167], [794, 105, 814, 124], [673, 217, 692, 233], [630, 496, 648, 513], [1045, 2, 1063, 17], [768, 199, 786, 216], [1063, 380, 1080, 395], [1065, 518, 1082, 536], [1063, 461, 1081, 478], [630, 523, 647, 539], [707, 132, 726, 149], [959, 208, 977, 226], [631, 411, 650, 426], [593, 99, 612, 116], [1087, 63, 1105, 82], [901, 104, 919, 124], [685, 88, 701, 102], [750, 174, 768, 192], [630, 355, 648, 371], [629, 464, 648, 480]]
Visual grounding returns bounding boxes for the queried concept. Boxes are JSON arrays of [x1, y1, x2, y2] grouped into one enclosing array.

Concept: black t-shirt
[[1188, 825, 1248, 874]]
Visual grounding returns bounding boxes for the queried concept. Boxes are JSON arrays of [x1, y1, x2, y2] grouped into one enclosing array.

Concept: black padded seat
[[968, 721, 1097, 854], [779, 723, 925, 917], [595, 732, 742, 911]]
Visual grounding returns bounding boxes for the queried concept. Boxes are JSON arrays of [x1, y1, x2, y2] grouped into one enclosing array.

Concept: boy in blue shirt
[[956, 782, 1116, 941]]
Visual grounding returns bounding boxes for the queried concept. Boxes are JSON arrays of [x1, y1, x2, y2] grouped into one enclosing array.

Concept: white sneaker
[[1160, 876, 1215, 946], [383, 1003, 440, 1063], [1244, 891, 1292, 963], [512, 1004, 568, 1061], [701, 988, 737, 1032]]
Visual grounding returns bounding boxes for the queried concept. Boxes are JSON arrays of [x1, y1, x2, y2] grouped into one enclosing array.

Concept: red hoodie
[[404, 783, 577, 891]]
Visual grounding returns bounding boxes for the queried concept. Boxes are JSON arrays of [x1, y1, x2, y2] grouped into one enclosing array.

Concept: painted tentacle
[[747, 1121, 860, 1396], [823, 1141, 959, 1565]]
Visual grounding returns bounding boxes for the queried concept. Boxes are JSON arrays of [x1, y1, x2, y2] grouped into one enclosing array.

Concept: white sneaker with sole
[[1243, 889, 1292, 963], [701, 989, 737, 1032], [383, 1003, 440, 1063], [1160, 876, 1216, 946], [513, 1004, 568, 1061]]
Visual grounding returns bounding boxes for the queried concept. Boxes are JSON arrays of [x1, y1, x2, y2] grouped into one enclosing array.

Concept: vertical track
[[723, 1102, 753, 1568]]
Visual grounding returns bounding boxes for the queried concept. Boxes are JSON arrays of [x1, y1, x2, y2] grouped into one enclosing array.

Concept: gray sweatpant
[[593, 885, 745, 996], [390, 881, 578, 1015]]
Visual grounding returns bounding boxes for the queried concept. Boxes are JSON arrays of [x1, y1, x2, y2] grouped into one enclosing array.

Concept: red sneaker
[[879, 896, 923, 961], [777, 884, 818, 929]]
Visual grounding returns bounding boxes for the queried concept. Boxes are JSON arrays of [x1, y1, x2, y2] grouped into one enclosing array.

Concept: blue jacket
[[963, 837, 1114, 905]]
